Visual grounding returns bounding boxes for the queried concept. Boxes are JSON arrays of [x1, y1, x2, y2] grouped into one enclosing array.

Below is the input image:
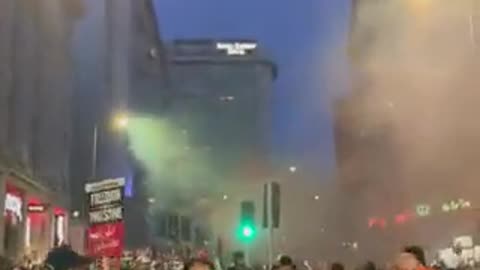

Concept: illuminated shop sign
[[216, 42, 257, 55], [4, 193, 23, 221], [25, 216, 31, 248], [27, 204, 47, 213], [52, 213, 66, 247], [56, 215, 65, 245]]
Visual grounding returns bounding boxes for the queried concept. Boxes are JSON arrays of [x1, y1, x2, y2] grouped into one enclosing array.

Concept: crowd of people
[[0, 244, 475, 270], [181, 245, 475, 270], [0, 244, 91, 270]]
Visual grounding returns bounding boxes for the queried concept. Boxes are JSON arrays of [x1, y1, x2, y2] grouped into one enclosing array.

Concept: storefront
[[25, 198, 49, 258], [3, 183, 24, 258], [1, 173, 71, 259]]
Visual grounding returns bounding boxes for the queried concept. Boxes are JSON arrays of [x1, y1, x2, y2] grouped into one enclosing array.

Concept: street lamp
[[289, 166, 297, 173], [113, 114, 129, 129]]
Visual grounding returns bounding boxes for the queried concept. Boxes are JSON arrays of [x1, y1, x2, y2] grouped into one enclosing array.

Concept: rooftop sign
[[216, 42, 257, 56]]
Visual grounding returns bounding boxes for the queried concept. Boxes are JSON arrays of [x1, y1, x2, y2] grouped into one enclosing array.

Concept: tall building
[[123, 0, 169, 248], [156, 39, 276, 259], [0, 0, 83, 258], [335, 0, 480, 259], [167, 39, 276, 177], [70, 0, 168, 249]]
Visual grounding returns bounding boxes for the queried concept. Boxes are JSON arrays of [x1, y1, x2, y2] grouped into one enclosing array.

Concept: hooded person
[[44, 244, 92, 270]]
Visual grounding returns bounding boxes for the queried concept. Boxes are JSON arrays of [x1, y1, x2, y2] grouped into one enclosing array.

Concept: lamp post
[[91, 124, 98, 178], [91, 114, 129, 178]]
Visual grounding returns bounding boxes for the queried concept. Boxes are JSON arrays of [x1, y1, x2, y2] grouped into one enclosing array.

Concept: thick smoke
[[336, 0, 480, 260], [126, 116, 222, 212], [354, 0, 479, 207]]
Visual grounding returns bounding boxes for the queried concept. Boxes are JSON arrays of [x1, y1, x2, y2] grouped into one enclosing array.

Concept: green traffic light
[[237, 224, 256, 242], [242, 226, 254, 238]]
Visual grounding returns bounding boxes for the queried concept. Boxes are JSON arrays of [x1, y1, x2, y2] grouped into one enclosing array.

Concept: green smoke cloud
[[126, 116, 222, 211]]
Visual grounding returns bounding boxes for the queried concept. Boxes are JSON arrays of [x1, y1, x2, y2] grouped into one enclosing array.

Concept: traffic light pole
[[266, 183, 274, 269], [268, 224, 274, 268], [244, 242, 251, 267]]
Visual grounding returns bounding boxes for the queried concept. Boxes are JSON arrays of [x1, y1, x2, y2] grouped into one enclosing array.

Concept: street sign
[[85, 178, 126, 259], [86, 178, 125, 225]]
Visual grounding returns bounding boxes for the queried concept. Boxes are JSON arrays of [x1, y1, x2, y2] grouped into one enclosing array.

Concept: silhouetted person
[[184, 258, 215, 270], [44, 244, 92, 270], [274, 255, 296, 270], [361, 261, 376, 270], [404, 246, 426, 266], [394, 253, 419, 270], [331, 262, 345, 270], [228, 251, 250, 270]]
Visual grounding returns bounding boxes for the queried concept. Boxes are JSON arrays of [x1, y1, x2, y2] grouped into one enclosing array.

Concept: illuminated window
[[25, 216, 31, 248], [56, 215, 64, 245]]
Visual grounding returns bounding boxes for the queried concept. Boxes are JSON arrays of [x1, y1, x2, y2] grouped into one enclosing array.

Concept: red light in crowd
[[28, 197, 42, 205], [395, 210, 414, 225], [378, 218, 387, 228], [54, 207, 65, 216], [368, 217, 377, 228], [368, 217, 387, 229], [395, 214, 408, 224], [6, 182, 22, 196]]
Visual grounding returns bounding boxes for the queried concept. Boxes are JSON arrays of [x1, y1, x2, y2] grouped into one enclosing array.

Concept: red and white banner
[[87, 222, 124, 258]]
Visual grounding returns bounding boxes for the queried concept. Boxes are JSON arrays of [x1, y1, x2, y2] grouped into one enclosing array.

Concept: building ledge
[[0, 165, 69, 209]]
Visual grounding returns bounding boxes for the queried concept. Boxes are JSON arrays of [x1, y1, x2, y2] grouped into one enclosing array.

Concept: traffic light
[[242, 224, 254, 238], [238, 201, 256, 242]]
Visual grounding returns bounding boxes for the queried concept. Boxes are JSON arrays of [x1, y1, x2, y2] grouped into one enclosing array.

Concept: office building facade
[[167, 39, 276, 175], [0, 0, 83, 258], [160, 39, 276, 259]]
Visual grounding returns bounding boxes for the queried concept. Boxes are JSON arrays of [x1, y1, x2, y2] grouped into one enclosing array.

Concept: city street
[[0, 0, 480, 269]]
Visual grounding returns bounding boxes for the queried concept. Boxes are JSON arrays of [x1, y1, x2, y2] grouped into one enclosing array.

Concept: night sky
[[153, 0, 352, 176]]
